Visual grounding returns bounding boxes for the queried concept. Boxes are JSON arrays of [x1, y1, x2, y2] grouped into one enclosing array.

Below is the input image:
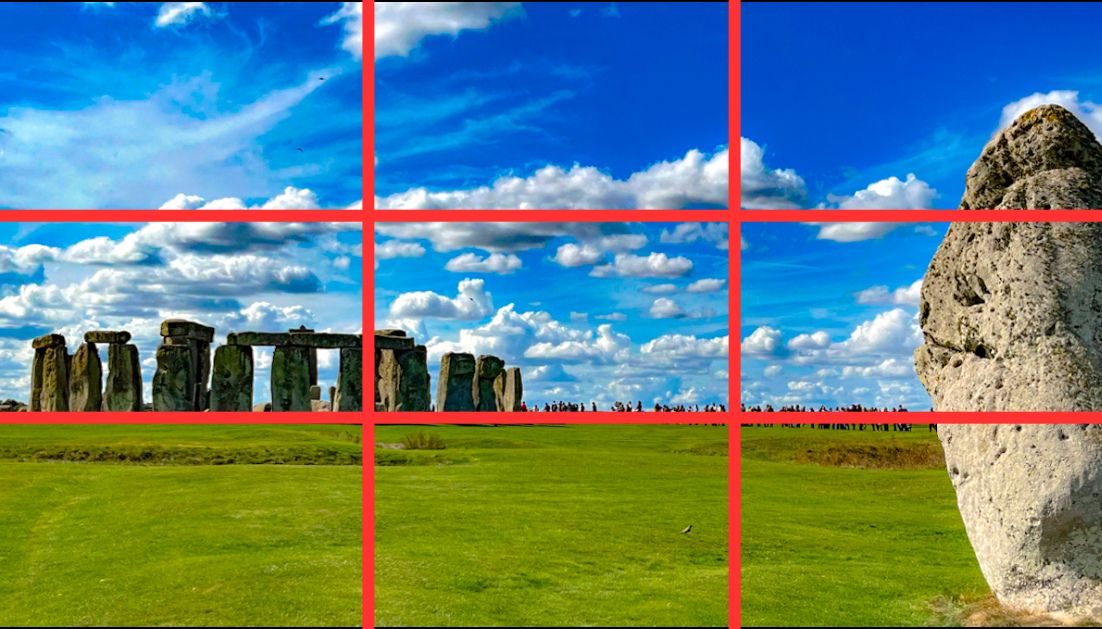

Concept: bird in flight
[[681, 525, 693, 534]]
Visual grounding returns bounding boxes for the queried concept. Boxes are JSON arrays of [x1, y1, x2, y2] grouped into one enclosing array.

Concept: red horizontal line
[[2, 412, 365, 424], [741, 209, 1102, 223], [0, 210, 364, 222], [736, 411, 1102, 423], [370, 412, 731, 425], [372, 209, 731, 223]]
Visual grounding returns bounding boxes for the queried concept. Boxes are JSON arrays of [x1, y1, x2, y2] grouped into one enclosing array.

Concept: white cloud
[[823, 173, 938, 209], [374, 2, 524, 59], [648, 297, 684, 319], [740, 137, 807, 209], [855, 279, 922, 307], [686, 278, 726, 293], [807, 222, 901, 243], [836, 308, 922, 356], [160, 186, 323, 210], [763, 365, 782, 377], [596, 312, 626, 321], [552, 243, 603, 267], [321, 2, 363, 59], [525, 324, 632, 364], [641, 334, 728, 359], [444, 252, 522, 274], [388, 278, 493, 320], [641, 283, 677, 295], [375, 147, 728, 209], [841, 358, 913, 379], [590, 252, 692, 278], [376, 240, 426, 260], [155, 2, 212, 28], [660, 223, 728, 249], [741, 326, 781, 357], [786, 331, 831, 351], [375, 222, 642, 254]]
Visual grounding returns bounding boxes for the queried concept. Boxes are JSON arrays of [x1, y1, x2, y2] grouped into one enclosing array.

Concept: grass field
[[740, 425, 990, 627], [374, 424, 729, 627], [0, 425, 362, 627]]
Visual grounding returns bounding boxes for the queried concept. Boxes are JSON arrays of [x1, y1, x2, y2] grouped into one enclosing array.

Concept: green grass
[[374, 424, 729, 627], [740, 426, 990, 627], [0, 426, 362, 626]]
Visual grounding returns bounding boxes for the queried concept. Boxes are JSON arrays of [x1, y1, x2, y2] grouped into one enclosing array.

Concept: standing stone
[[153, 345, 193, 411], [289, 326, 318, 386], [437, 353, 475, 412], [30, 334, 69, 412], [334, 347, 362, 412], [271, 345, 311, 412], [503, 367, 523, 411], [375, 331, 414, 407], [473, 355, 505, 412], [68, 342, 102, 412], [104, 343, 142, 412], [377, 346, 431, 412], [210, 344, 253, 412], [329, 385, 337, 409], [377, 350, 399, 410], [938, 424, 1102, 619], [916, 105, 1102, 411]]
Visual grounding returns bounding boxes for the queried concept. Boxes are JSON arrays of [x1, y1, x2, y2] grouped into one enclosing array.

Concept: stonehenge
[[916, 105, 1102, 619], [374, 329, 522, 412], [28, 320, 363, 412]]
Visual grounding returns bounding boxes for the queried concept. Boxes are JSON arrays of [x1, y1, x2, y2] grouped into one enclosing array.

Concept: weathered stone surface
[[227, 331, 362, 349], [68, 343, 102, 412], [310, 385, 322, 400], [375, 332, 415, 351], [194, 340, 211, 411], [84, 330, 131, 344], [377, 347, 431, 412], [153, 345, 193, 411], [289, 327, 318, 385], [938, 424, 1102, 619], [334, 347, 362, 412], [34, 346, 69, 411], [916, 221, 1102, 410], [210, 345, 253, 412], [104, 343, 142, 412], [329, 385, 337, 406], [960, 105, 1102, 210], [310, 399, 331, 412], [473, 355, 505, 412], [377, 329, 406, 337], [271, 346, 311, 412], [437, 352, 475, 412], [32, 333, 65, 350], [161, 319, 215, 342], [503, 367, 523, 411]]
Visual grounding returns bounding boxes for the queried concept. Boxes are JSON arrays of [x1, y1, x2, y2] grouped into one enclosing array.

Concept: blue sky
[[742, 2, 1102, 209], [0, 2, 361, 209], [0, 222, 362, 404], [741, 222, 947, 410], [374, 2, 729, 209], [375, 222, 729, 408]]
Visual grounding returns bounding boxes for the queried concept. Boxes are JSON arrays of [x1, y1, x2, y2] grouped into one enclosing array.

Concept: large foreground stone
[[437, 353, 475, 412], [334, 347, 362, 412], [210, 344, 253, 412], [939, 425, 1102, 619], [32, 345, 69, 412], [377, 346, 430, 411], [68, 342, 102, 412], [104, 344, 142, 411], [152, 345, 193, 411], [503, 367, 523, 411]]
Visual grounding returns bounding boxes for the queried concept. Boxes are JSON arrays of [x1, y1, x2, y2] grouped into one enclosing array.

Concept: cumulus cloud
[[376, 240, 426, 259], [642, 283, 677, 295], [641, 334, 728, 359], [525, 324, 632, 364], [375, 148, 728, 209], [374, 2, 523, 59], [376, 222, 643, 254], [660, 222, 729, 249], [648, 297, 684, 319], [686, 278, 726, 293], [806, 222, 901, 243], [388, 278, 493, 320], [741, 326, 781, 357], [823, 173, 938, 209], [740, 137, 807, 209], [590, 252, 693, 278], [786, 331, 831, 351], [444, 252, 522, 274], [159, 186, 325, 210], [552, 243, 604, 268]]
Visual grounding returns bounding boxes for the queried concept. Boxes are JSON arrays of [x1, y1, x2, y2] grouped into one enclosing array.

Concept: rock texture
[[437, 352, 476, 412], [939, 425, 1102, 619], [917, 106, 1102, 411], [210, 344, 253, 411], [104, 343, 142, 411], [30, 334, 69, 412], [503, 367, 523, 411], [334, 347, 363, 412], [68, 342, 102, 412], [271, 346, 311, 412], [473, 355, 505, 412], [960, 105, 1102, 210]]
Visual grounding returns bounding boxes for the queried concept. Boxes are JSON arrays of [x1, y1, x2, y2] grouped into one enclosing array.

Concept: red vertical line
[[363, 422, 375, 628], [730, 421, 741, 628], [365, 226, 374, 413], [731, 221, 739, 415], [364, 1, 374, 212], [730, 0, 740, 212]]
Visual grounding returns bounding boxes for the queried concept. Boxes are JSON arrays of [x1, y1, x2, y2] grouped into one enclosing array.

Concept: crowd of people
[[520, 401, 728, 412], [744, 422, 934, 432], [740, 403, 910, 413]]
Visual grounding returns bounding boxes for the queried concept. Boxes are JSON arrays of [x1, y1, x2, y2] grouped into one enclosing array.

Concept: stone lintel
[[161, 319, 215, 342], [32, 333, 66, 350], [84, 330, 132, 344]]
